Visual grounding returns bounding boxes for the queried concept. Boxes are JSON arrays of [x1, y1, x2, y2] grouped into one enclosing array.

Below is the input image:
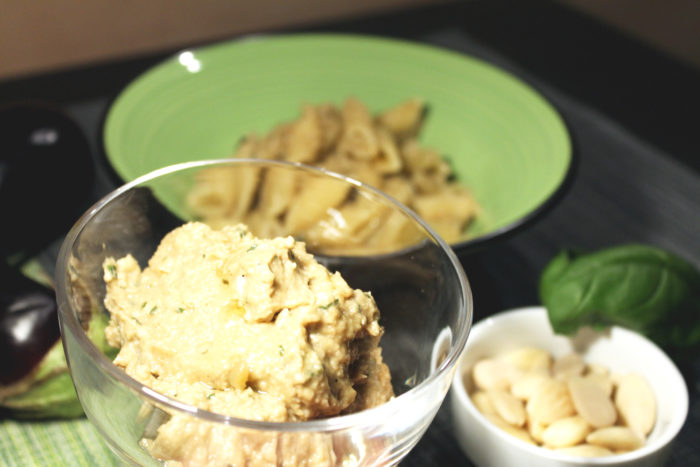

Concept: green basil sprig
[[539, 244, 700, 350]]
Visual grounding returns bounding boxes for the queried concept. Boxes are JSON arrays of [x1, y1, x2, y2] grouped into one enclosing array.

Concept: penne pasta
[[378, 98, 425, 138], [284, 176, 352, 232], [285, 105, 322, 163], [339, 98, 379, 160], [187, 98, 479, 254]]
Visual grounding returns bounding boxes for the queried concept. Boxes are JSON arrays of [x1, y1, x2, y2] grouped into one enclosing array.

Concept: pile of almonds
[[467, 347, 656, 457]]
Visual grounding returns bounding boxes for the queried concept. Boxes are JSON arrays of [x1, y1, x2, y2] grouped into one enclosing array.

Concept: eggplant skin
[[0, 104, 95, 264], [0, 263, 62, 386], [0, 105, 99, 419], [0, 273, 117, 419]]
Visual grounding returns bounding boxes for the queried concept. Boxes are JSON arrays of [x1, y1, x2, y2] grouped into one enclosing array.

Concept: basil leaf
[[539, 244, 700, 349]]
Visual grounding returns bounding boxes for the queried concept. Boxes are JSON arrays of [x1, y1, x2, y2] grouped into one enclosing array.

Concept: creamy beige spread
[[102, 222, 393, 465]]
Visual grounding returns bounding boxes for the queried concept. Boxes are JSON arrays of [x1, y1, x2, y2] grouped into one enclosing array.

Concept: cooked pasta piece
[[286, 105, 322, 163], [317, 104, 343, 151], [188, 165, 261, 220], [365, 210, 424, 252], [378, 98, 424, 138], [304, 195, 391, 250], [284, 176, 352, 232], [374, 127, 403, 174], [257, 166, 299, 218], [339, 98, 379, 160]]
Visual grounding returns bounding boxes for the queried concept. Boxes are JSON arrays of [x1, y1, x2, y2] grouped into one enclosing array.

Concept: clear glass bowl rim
[[55, 158, 473, 433]]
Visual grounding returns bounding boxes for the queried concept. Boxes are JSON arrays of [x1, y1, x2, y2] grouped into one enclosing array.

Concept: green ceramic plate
[[103, 34, 572, 253]]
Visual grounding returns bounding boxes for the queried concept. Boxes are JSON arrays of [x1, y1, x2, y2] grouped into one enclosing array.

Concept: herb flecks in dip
[[102, 222, 393, 465]]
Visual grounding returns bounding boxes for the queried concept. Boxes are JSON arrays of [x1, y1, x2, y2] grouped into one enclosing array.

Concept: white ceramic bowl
[[450, 307, 688, 467]]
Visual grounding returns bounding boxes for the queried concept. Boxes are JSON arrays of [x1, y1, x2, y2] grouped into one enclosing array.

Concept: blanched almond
[[527, 416, 547, 444], [500, 347, 552, 372], [488, 389, 526, 427], [611, 372, 625, 387], [584, 373, 614, 398], [567, 376, 617, 428], [511, 373, 551, 401], [526, 379, 576, 424], [542, 415, 591, 448], [586, 363, 609, 377], [472, 358, 518, 390], [555, 444, 614, 457], [615, 373, 656, 437], [470, 346, 655, 458], [485, 414, 536, 445], [586, 426, 644, 451], [471, 390, 497, 416], [552, 353, 585, 379]]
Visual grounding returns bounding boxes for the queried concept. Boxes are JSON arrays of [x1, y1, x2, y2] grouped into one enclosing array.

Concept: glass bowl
[[55, 159, 472, 466]]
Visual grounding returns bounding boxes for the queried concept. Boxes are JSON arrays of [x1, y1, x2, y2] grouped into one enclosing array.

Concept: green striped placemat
[[0, 418, 122, 466]]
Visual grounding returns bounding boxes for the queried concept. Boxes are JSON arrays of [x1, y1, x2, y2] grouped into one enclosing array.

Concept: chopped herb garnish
[[176, 307, 185, 313], [141, 302, 147, 309], [288, 250, 296, 261], [319, 299, 339, 310], [150, 306, 157, 314], [106, 264, 117, 278], [207, 393, 215, 400], [246, 244, 258, 252], [131, 316, 141, 325], [278, 345, 285, 356]]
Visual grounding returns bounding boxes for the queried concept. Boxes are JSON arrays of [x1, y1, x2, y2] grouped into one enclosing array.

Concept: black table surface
[[2, 1, 698, 465]]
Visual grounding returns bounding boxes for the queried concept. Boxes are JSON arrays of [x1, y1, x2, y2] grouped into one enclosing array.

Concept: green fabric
[[0, 418, 121, 466]]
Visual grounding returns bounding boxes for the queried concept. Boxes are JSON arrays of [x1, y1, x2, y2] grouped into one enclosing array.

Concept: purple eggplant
[[0, 104, 95, 263], [0, 104, 100, 418], [0, 263, 60, 386]]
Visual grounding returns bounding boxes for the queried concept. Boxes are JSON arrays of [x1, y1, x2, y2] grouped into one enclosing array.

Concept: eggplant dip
[[102, 222, 393, 465]]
